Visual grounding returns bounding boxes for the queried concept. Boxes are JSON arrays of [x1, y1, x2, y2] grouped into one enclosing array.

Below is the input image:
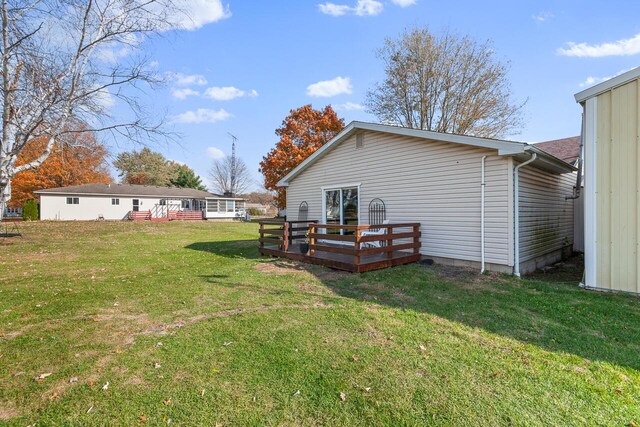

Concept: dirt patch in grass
[[142, 303, 335, 336], [255, 260, 310, 275], [0, 402, 21, 420]]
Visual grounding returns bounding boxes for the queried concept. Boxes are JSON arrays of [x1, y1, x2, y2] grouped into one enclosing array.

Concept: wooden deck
[[258, 220, 421, 273]]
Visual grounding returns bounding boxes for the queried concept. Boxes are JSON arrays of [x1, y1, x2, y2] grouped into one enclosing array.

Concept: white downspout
[[480, 156, 487, 273], [513, 152, 537, 277]]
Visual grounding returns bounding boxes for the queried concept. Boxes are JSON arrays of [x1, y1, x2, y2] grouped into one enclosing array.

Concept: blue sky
[[111, 0, 640, 190]]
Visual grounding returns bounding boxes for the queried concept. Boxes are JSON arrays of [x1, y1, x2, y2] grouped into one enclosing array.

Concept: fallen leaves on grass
[[339, 392, 346, 401], [154, 363, 161, 369], [101, 382, 109, 391], [69, 377, 78, 383], [163, 398, 171, 406], [292, 390, 300, 397], [34, 372, 52, 382]]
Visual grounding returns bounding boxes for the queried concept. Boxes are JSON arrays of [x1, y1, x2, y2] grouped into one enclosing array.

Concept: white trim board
[[583, 97, 598, 288], [575, 66, 640, 103]]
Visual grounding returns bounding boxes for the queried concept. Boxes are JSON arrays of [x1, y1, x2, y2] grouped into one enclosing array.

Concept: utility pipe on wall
[[513, 153, 537, 277], [481, 156, 487, 273]]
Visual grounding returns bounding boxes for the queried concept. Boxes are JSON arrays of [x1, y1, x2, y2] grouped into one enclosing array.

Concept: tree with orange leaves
[[10, 133, 111, 208], [260, 105, 344, 208]]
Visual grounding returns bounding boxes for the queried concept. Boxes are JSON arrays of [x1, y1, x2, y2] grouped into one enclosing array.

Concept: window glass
[[226, 200, 235, 212]]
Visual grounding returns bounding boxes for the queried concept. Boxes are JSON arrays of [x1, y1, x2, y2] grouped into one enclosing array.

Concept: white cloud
[[93, 87, 116, 111], [169, 0, 232, 31], [171, 108, 232, 124], [391, 0, 416, 7], [171, 88, 200, 100], [558, 33, 640, 57], [579, 68, 633, 88], [172, 73, 208, 86], [203, 86, 259, 101], [318, 0, 383, 17], [532, 11, 554, 23], [354, 0, 383, 15], [318, 3, 350, 16], [335, 101, 365, 111], [206, 147, 225, 159], [306, 76, 352, 97]]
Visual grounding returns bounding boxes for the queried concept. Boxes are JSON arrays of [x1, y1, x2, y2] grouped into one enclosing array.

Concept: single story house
[[34, 183, 247, 221], [277, 121, 577, 275], [575, 66, 640, 295]]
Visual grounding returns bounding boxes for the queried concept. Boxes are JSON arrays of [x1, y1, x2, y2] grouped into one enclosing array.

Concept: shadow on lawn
[[187, 240, 640, 371]]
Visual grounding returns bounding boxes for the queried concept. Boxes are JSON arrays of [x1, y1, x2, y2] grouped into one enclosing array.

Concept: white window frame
[[66, 197, 79, 205], [320, 183, 361, 234], [111, 198, 119, 205]]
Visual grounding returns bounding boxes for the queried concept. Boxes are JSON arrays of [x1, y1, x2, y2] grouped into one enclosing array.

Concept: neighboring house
[[278, 121, 577, 275], [2, 207, 22, 218], [535, 136, 581, 166], [34, 183, 246, 221], [535, 136, 584, 253], [575, 66, 640, 295]]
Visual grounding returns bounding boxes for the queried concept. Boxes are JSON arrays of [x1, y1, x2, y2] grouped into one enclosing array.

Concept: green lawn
[[0, 221, 638, 426]]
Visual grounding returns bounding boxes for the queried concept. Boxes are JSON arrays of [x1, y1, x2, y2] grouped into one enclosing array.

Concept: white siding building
[[35, 183, 246, 221], [277, 122, 577, 275]]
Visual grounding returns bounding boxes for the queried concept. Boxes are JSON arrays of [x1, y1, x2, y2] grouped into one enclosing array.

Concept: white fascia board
[[277, 121, 529, 186], [575, 66, 640, 103]]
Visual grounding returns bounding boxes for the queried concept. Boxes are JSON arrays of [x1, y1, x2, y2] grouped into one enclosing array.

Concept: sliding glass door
[[323, 187, 358, 234]]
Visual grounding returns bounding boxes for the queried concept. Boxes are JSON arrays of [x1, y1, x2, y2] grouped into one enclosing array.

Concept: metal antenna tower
[[227, 132, 238, 196]]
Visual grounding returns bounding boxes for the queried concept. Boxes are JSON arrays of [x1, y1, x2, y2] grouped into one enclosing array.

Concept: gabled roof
[[277, 121, 576, 187], [575, 66, 640, 103], [535, 136, 581, 165], [34, 183, 233, 199]]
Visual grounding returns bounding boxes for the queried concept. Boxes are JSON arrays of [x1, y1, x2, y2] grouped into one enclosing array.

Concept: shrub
[[22, 199, 38, 221], [247, 207, 263, 216]]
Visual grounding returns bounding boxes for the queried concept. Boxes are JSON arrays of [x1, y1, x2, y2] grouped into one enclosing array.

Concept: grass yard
[[0, 221, 639, 426]]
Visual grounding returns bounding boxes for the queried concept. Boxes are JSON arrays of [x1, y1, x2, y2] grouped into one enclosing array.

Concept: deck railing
[[308, 223, 421, 266], [259, 220, 421, 271], [258, 220, 318, 252]]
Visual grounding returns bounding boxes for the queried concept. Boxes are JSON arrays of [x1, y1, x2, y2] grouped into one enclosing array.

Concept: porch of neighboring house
[[258, 220, 421, 273], [129, 198, 206, 221]]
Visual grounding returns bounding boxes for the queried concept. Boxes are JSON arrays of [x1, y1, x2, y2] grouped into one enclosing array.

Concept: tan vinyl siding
[[286, 130, 513, 266], [518, 166, 575, 263], [594, 78, 640, 293]]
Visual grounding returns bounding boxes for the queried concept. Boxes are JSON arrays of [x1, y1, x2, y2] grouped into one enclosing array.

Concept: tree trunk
[[0, 182, 7, 223]]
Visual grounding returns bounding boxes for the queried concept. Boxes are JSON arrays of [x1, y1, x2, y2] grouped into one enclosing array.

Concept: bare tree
[[366, 27, 525, 138], [0, 0, 187, 220], [210, 155, 252, 197]]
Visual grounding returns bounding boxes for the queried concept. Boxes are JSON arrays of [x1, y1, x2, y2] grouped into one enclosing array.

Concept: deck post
[[413, 224, 420, 255], [354, 228, 361, 266], [259, 222, 264, 251], [282, 222, 289, 252], [386, 224, 394, 260], [309, 223, 316, 256]]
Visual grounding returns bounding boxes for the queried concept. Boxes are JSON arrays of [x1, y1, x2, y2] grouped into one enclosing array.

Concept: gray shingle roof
[[34, 183, 235, 199]]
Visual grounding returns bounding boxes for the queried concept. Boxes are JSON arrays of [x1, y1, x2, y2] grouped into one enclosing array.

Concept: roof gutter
[[513, 152, 537, 277]]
